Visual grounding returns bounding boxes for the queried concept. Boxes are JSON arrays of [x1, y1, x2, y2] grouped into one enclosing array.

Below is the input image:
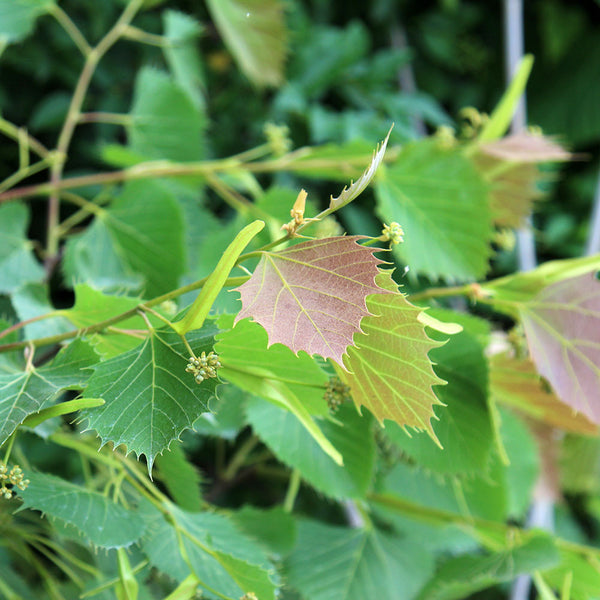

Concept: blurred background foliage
[[1, 0, 599, 273]]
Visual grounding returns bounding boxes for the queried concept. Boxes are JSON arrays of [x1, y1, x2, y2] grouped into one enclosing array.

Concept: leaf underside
[[337, 270, 445, 438], [520, 270, 600, 424], [234, 236, 387, 365]]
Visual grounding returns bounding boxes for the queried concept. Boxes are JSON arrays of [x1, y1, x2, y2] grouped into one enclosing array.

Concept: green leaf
[[128, 67, 207, 162], [0, 339, 98, 447], [215, 317, 344, 464], [416, 533, 559, 600], [519, 270, 600, 424], [230, 505, 296, 557], [0, 203, 45, 294], [173, 220, 264, 335], [246, 400, 375, 498], [0, 0, 55, 44], [337, 271, 445, 438], [384, 326, 494, 475], [162, 10, 206, 109], [155, 443, 204, 512], [206, 0, 287, 87], [376, 139, 493, 281], [140, 502, 276, 599], [18, 471, 145, 549], [538, 548, 600, 600], [234, 236, 386, 365], [284, 519, 434, 600], [63, 180, 186, 297], [81, 324, 219, 471]]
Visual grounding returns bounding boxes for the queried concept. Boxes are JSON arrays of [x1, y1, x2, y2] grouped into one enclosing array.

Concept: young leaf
[[246, 399, 375, 499], [205, 0, 287, 87], [284, 519, 434, 600], [519, 270, 600, 424], [376, 139, 493, 281], [80, 324, 219, 472], [336, 270, 445, 439], [0, 339, 98, 447], [19, 471, 145, 549], [234, 236, 386, 365], [0, 203, 45, 294], [490, 353, 598, 434], [385, 327, 494, 475], [328, 125, 392, 211]]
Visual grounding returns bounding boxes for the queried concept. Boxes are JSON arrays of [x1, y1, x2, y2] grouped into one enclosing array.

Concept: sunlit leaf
[[234, 236, 386, 365], [206, 0, 287, 87], [490, 353, 598, 434], [0, 340, 98, 447], [0, 0, 55, 44], [519, 270, 600, 424], [81, 324, 219, 471], [376, 139, 493, 281], [19, 471, 145, 549], [337, 271, 445, 438]]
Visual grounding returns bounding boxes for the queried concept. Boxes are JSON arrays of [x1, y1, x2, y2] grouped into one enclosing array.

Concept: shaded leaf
[[140, 502, 276, 599], [0, 0, 55, 43], [416, 534, 560, 600], [19, 471, 145, 549], [284, 519, 434, 600], [385, 326, 493, 474], [542, 548, 600, 600], [560, 434, 600, 494], [376, 139, 492, 281], [490, 353, 597, 434], [520, 270, 600, 424], [0, 203, 45, 294], [337, 271, 445, 437], [63, 180, 186, 297], [234, 236, 386, 365], [155, 443, 204, 512], [206, 0, 287, 87], [81, 324, 219, 471], [128, 67, 207, 162], [0, 339, 98, 447], [246, 399, 375, 498]]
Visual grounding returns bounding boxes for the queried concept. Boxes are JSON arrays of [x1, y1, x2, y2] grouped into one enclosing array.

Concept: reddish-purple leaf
[[521, 270, 600, 424], [234, 236, 386, 365]]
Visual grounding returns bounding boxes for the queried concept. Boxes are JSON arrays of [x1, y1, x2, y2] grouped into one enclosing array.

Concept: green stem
[[222, 435, 260, 481], [0, 311, 62, 341], [21, 398, 105, 429], [0, 275, 249, 354], [122, 24, 168, 46], [47, 4, 92, 56], [0, 116, 49, 158], [46, 0, 144, 264], [79, 560, 148, 599], [408, 283, 476, 303], [78, 112, 132, 126], [283, 469, 301, 513], [2, 431, 17, 462], [0, 158, 54, 194]]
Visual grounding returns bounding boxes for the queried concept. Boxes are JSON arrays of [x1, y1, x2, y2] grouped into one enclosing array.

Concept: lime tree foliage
[[1, 1, 600, 599]]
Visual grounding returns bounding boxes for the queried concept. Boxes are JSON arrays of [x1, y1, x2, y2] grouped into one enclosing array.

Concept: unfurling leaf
[[234, 236, 387, 365], [329, 126, 392, 211], [490, 353, 597, 435], [336, 271, 445, 439], [520, 270, 600, 425]]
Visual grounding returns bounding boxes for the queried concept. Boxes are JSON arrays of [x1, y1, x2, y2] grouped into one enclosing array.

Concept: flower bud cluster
[[186, 351, 221, 384], [0, 461, 29, 500], [324, 376, 351, 413], [381, 222, 404, 246]]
